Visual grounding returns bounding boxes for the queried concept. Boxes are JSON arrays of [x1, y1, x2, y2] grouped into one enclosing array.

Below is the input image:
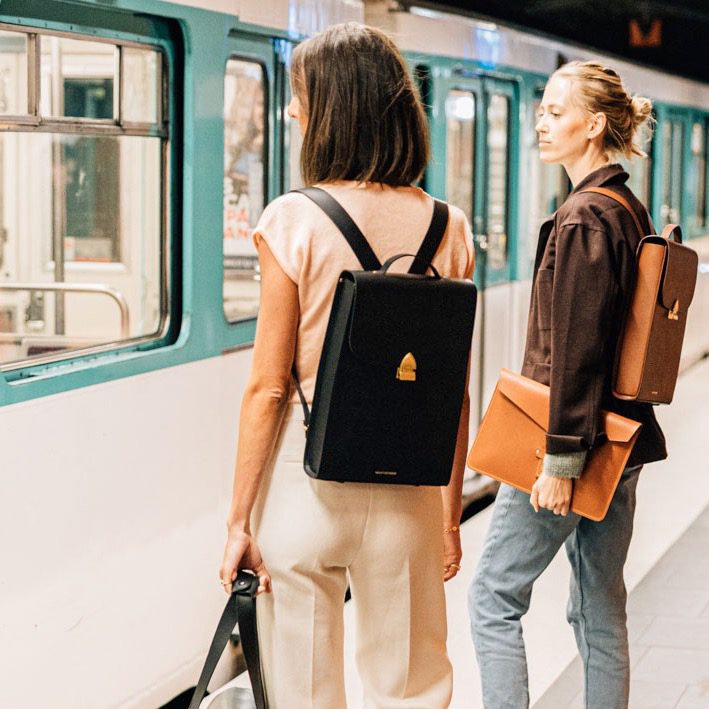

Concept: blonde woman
[[469, 61, 666, 709], [219, 23, 474, 709]]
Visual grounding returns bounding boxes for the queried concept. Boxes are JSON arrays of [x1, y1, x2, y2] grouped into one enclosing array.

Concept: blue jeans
[[469, 466, 642, 709]]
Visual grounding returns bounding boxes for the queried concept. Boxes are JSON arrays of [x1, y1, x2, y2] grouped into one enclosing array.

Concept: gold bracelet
[[443, 525, 460, 534]]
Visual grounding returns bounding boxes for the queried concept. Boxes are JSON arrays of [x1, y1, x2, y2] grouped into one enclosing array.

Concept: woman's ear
[[587, 112, 607, 140]]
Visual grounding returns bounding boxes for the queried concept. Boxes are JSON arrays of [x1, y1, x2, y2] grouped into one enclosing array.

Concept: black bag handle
[[290, 188, 450, 429], [188, 571, 267, 709], [379, 253, 441, 278]]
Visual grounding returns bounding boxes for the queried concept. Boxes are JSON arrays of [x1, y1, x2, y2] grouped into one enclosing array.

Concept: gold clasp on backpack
[[668, 299, 679, 320], [396, 352, 417, 381]]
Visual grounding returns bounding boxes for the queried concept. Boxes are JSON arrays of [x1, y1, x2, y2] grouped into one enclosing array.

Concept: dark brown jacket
[[522, 164, 667, 468]]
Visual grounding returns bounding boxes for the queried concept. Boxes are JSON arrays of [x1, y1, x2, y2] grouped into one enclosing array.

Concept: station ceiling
[[409, 1, 709, 83]]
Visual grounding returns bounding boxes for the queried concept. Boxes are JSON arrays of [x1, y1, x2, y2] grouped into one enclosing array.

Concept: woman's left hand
[[530, 472, 573, 516], [443, 529, 462, 581]]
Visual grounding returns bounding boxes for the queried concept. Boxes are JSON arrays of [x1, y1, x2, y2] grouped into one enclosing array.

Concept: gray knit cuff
[[542, 451, 587, 479]]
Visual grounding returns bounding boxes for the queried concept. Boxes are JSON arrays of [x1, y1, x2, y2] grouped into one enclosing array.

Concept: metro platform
[[222, 357, 709, 708], [534, 501, 709, 709]]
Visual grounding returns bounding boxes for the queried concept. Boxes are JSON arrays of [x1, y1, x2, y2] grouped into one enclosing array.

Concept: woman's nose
[[287, 98, 299, 120]]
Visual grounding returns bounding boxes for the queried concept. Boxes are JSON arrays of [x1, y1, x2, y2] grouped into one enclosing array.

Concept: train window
[[486, 93, 509, 271], [0, 28, 168, 371], [63, 135, 122, 262], [40, 37, 117, 120], [122, 47, 162, 124], [661, 119, 684, 227], [445, 90, 476, 224], [691, 121, 707, 229], [223, 58, 267, 322], [0, 30, 28, 115]]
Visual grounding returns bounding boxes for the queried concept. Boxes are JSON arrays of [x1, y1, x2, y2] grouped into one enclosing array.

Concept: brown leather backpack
[[582, 187, 699, 404]]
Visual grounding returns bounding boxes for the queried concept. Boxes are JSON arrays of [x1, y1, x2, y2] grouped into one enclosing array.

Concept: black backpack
[[292, 187, 477, 486]]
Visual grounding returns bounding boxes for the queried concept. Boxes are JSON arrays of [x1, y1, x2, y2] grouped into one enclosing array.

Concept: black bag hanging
[[188, 571, 267, 709], [292, 187, 477, 486]]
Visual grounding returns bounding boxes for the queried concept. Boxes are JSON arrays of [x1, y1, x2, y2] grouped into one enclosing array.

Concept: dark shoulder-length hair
[[291, 22, 429, 186]]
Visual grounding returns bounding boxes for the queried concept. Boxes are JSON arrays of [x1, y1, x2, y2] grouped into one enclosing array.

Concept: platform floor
[[534, 501, 709, 708]]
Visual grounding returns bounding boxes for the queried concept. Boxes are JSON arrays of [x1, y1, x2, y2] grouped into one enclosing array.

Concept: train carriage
[[0, 1, 707, 707]]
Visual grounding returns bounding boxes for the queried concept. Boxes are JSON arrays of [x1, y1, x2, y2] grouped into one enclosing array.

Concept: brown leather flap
[[638, 228, 699, 314], [497, 368, 549, 430], [660, 239, 699, 313], [497, 368, 640, 444]]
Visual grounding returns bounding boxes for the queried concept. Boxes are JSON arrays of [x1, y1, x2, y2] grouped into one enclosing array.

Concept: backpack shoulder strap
[[294, 187, 382, 270], [409, 199, 449, 275], [580, 186, 645, 240], [291, 186, 383, 427]]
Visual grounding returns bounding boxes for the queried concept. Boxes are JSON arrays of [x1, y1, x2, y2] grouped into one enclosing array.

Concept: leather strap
[[188, 571, 266, 709], [292, 370, 310, 429], [407, 198, 449, 274], [294, 187, 449, 276], [582, 187, 681, 244], [580, 187, 644, 240], [290, 188, 449, 427], [296, 187, 382, 270]]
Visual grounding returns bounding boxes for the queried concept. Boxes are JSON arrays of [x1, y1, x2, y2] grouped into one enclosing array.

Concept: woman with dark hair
[[219, 23, 474, 708], [469, 61, 667, 709]]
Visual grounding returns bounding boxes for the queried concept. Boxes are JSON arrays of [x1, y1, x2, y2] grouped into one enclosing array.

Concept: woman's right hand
[[443, 528, 463, 582], [219, 525, 272, 595]]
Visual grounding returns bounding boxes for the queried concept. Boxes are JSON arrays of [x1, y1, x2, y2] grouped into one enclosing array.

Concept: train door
[[438, 77, 481, 437], [660, 110, 685, 228], [222, 33, 281, 322], [476, 78, 517, 424], [441, 78, 518, 408], [438, 71, 518, 495]]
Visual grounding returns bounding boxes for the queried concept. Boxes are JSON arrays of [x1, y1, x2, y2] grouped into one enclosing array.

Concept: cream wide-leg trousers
[[251, 405, 453, 709]]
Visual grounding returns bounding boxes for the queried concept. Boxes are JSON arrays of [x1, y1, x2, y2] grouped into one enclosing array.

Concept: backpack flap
[[345, 270, 477, 375], [659, 239, 699, 318]]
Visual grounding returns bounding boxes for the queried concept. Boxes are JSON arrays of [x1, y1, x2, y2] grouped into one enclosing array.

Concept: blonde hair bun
[[630, 95, 653, 128]]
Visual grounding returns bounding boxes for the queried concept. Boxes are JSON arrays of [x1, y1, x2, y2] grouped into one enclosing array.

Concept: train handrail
[[0, 282, 130, 338]]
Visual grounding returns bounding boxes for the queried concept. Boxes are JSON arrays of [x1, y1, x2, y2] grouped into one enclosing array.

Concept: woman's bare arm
[[441, 358, 470, 581], [220, 239, 299, 592]]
